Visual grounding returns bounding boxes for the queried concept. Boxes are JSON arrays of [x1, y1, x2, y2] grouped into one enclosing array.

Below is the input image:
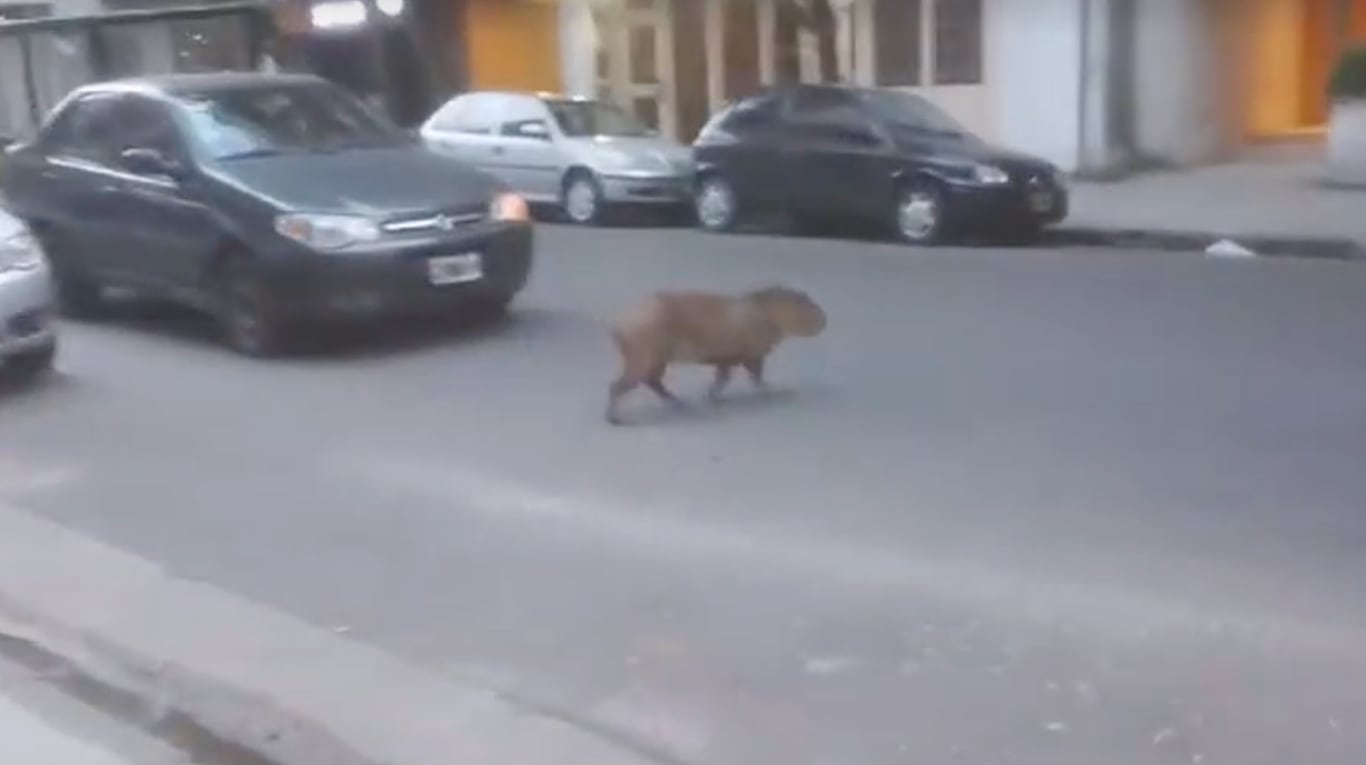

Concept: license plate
[[427, 252, 483, 285], [1029, 190, 1054, 212]]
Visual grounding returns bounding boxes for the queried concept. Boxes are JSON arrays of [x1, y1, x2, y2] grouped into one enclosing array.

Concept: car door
[[99, 95, 220, 293], [491, 96, 563, 202], [782, 87, 896, 219], [694, 91, 789, 210], [422, 93, 504, 172], [25, 93, 140, 280]]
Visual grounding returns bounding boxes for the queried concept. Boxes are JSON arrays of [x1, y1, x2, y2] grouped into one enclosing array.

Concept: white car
[[420, 92, 695, 225], [0, 207, 57, 379]]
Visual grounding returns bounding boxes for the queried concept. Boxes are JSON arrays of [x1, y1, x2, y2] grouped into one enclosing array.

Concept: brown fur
[[605, 284, 826, 425]]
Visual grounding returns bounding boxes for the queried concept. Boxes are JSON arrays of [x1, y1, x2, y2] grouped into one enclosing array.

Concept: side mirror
[[516, 121, 552, 141], [120, 147, 182, 179]]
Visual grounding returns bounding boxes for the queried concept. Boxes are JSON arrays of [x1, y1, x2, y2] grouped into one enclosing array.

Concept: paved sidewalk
[[1058, 159, 1366, 258], [0, 692, 130, 765]]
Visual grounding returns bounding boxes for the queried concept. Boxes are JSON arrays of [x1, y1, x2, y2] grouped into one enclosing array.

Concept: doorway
[[592, 0, 674, 137]]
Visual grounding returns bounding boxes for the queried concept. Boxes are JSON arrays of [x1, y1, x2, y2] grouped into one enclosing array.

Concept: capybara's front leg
[[743, 355, 767, 389], [646, 366, 686, 407], [708, 364, 733, 403]]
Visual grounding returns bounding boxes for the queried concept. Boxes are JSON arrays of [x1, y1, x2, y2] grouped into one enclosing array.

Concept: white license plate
[[1029, 190, 1054, 212], [427, 252, 483, 285]]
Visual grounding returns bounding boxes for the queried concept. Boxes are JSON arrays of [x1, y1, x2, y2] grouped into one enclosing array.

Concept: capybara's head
[[749, 285, 827, 338]]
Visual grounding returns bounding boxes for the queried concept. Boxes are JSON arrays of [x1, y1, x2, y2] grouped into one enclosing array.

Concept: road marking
[[335, 453, 1366, 662], [0, 501, 655, 765]]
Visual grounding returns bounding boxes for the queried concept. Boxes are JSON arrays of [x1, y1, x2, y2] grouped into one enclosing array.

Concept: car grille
[[381, 205, 487, 234]]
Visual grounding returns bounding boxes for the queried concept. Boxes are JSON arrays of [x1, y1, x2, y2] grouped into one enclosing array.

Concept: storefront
[[0, 1, 271, 139]]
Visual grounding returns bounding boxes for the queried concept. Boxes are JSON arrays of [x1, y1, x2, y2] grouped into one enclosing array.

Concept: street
[[2, 223, 1366, 765]]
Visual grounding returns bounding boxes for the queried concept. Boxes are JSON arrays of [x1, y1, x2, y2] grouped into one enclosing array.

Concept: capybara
[[605, 284, 827, 425]]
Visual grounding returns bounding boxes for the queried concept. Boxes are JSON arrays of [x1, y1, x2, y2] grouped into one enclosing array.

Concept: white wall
[[1131, 0, 1219, 164], [558, 0, 595, 98], [988, 0, 1085, 170]]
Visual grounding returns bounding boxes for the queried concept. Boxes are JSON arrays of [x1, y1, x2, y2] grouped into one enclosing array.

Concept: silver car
[[0, 207, 57, 378], [420, 92, 695, 225]]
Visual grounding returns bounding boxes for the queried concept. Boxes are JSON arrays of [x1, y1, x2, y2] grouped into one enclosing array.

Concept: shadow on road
[[73, 296, 581, 363]]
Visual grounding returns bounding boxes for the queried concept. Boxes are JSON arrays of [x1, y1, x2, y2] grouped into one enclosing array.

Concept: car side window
[[498, 97, 552, 139], [786, 88, 882, 147], [106, 97, 189, 167], [718, 94, 781, 134], [431, 94, 496, 134], [40, 94, 122, 165]]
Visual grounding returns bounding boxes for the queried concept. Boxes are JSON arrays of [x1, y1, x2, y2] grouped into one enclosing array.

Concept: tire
[[34, 227, 105, 319], [212, 256, 289, 358], [561, 170, 605, 225], [892, 179, 947, 245], [6, 339, 56, 380], [694, 174, 740, 233]]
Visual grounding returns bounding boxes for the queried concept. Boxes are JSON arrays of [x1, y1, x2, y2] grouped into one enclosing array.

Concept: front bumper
[[261, 221, 534, 323], [0, 263, 56, 360], [599, 172, 694, 205], [943, 181, 1070, 230]]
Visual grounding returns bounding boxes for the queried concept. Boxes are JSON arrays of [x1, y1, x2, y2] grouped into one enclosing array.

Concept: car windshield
[[544, 99, 653, 138], [855, 90, 970, 139], [173, 83, 402, 160]]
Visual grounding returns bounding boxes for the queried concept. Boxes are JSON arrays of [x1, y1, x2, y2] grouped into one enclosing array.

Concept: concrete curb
[[1049, 227, 1366, 261], [0, 501, 661, 765]]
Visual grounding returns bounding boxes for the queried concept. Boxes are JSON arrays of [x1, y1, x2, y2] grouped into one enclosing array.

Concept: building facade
[[553, 0, 1366, 175]]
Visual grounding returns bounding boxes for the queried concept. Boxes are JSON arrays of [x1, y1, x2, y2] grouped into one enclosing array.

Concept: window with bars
[[933, 0, 982, 85], [872, 0, 982, 88]]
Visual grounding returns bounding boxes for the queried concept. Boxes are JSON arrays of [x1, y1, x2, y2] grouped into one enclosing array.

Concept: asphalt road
[[2, 224, 1366, 765]]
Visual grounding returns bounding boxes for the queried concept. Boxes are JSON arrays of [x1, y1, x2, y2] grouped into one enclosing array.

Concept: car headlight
[[973, 164, 1010, 185], [489, 192, 530, 223], [274, 213, 381, 251], [0, 229, 43, 273]]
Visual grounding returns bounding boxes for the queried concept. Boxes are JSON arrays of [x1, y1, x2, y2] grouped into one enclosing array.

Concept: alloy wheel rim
[[566, 180, 598, 222], [697, 180, 733, 229], [898, 192, 939, 240]]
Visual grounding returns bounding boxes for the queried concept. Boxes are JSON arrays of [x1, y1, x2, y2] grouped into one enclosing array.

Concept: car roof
[[446, 90, 598, 103], [72, 71, 329, 99]]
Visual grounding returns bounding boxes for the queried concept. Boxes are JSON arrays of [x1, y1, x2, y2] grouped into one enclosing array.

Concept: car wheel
[[561, 171, 604, 225], [694, 174, 740, 232], [893, 180, 947, 245], [214, 257, 288, 358], [6, 339, 56, 380], [35, 227, 105, 319]]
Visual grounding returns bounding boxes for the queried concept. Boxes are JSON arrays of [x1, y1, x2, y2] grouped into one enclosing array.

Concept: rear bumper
[[260, 222, 534, 324], [0, 264, 57, 361], [943, 181, 1069, 230]]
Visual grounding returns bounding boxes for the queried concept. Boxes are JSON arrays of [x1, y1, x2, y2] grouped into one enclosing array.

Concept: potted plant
[[1325, 46, 1366, 186]]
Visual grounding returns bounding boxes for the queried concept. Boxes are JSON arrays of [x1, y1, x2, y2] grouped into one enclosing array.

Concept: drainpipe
[[1076, 0, 1091, 174]]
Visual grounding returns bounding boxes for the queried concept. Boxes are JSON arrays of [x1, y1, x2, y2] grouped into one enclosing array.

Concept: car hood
[[562, 135, 694, 175], [211, 145, 504, 214]]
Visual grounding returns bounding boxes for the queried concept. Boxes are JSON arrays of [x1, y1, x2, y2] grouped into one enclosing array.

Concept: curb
[[1049, 227, 1366, 261], [0, 501, 662, 765]]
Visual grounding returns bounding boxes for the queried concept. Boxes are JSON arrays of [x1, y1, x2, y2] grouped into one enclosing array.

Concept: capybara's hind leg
[[708, 364, 733, 403], [646, 365, 686, 406], [743, 356, 767, 389]]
